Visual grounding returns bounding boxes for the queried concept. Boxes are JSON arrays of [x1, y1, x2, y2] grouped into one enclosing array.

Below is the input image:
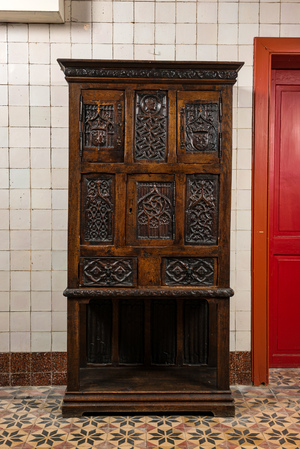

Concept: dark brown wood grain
[[60, 59, 242, 417]]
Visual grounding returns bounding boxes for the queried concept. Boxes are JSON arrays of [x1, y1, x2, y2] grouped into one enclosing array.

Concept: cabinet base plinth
[[62, 391, 235, 417]]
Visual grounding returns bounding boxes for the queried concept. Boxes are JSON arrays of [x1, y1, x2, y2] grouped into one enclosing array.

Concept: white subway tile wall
[[0, 0, 295, 354]]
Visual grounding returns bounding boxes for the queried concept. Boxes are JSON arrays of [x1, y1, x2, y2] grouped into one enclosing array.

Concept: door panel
[[269, 70, 300, 366]]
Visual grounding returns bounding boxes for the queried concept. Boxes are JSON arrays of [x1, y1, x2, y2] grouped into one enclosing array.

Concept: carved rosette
[[135, 91, 167, 161], [181, 102, 219, 153], [137, 182, 174, 239], [82, 258, 135, 286], [185, 174, 219, 245], [164, 258, 215, 286], [84, 176, 113, 243]]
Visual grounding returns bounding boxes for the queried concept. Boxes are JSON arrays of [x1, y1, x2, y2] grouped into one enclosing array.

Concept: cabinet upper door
[[81, 90, 125, 163], [177, 90, 222, 164]]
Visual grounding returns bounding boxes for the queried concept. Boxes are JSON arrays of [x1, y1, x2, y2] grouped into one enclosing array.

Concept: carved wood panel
[[137, 181, 174, 239], [82, 175, 114, 244], [163, 258, 215, 286], [87, 299, 112, 364], [134, 91, 168, 161], [81, 258, 137, 287], [184, 299, 208, 365], [185, 174, 219, 245]]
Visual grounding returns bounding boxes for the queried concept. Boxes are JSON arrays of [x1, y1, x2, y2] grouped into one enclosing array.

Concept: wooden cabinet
[[59, 59, 243, 417]]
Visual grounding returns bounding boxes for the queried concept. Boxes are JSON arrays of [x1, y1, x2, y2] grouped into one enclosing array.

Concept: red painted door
[[269, 70, 300, 367]]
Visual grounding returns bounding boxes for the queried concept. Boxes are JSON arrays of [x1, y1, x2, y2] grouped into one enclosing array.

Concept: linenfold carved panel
[[181, 102, 219, 153], [135, 91, 167, 161], [84, 176, 113, 243], [185, 174, 219, 245], [83, 103, 123, 150], [82, 258, 136, 286], [137, 182, 174, 239], [164, 258, 215, 286]]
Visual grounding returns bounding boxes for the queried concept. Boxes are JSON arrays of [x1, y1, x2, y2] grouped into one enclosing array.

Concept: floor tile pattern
[[0, 369, 300, 448]]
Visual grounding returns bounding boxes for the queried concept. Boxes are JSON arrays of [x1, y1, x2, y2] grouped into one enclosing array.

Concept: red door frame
[[252, 38, 300, 385]]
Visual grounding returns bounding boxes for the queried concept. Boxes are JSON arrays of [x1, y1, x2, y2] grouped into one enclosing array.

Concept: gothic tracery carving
[[82, 258, 134, 286], [84, 103, 123, 150], [164, 258, 215, 286]]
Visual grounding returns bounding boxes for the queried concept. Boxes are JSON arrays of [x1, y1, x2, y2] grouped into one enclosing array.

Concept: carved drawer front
[[126, 174, 175, 246], [185, 174, 219, 245], [177, 90, 221, 163], [81, 174, 114, 245], [80, 90, 124, 162], [134, 90, 168, 162], [80, 257, 137, 287], [162, 257, 216, 286]]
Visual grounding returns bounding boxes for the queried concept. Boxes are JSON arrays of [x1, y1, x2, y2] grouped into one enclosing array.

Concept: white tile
[[238, 87, 253, 108], [113, 2, 133, 22], [155, 25, 175, 45], [0, 231, 9, 250], [135, 45, 155, 60], [50, 43, 71, 64], [0, 210, 9, 230], [9, 106, 29, 127], [176, 24, 196, 45], [93, 23, 113, 44], [52, 292, 67, 312], [9, 128, 30, 148], [237, 169, 252, 190], [0, 251, 9, 270], [52, 251, 67, 270], [9, 86, 29, 106], [0, 169, 9, 188], [7, 24, 28, 42], [0, 63, 7, 84], [236, 230, 251, 251], [197, 3, 217, 23], [51, 107, 68, 128], [281, 3, 300, 24], [0, 291, 9, 311], [30, 65, 50, 86], [52, 270, 67, 291], [52, 210, 68, 230], [135, 3, 154, 22], [52, 190, 68, 210], [236, 310, 251, 331], [114, 45, 134, 60], [30, 107, 51, 127], [30, 86, 50, 107], [32, 190, 51, 209], [237, 190, 251, 210], [11, 332, 30, 352], [259, 3, 279, 23], [51, 129, 68, 149], [235, 331, 250, 351], [51, 64, 66, 85], [31, 149, 50, 169], [0, 271, 9, 291], [0, 190, 9, 210], [218, 24, 238, 45], [51, 86, 68, 107], [11, 292, 30, 312], [71, 23, 92, 44], [236, 250, 251, 271], [0, 43, 7, 64], [93, 2, 113, 22], [52, 230, 67, 251], [176, 45, 196, 61], [31, 251, 52, 271], [197, 45, 217, 61], [10, 169, 30, 189], [237, 127, 252, 148], [31, 230, 51, 250], [218, 45, 238, 61], [50, 24, 71, 43], [31, 291, 52, 311], [197, 24, 217, 45], [52, 148, 68, 168], [31, 210, 52, 230], [10, 189, 30, 209], [52, 331, 67, 351], [52, 311, 67, 331], [230, 331, 236, 351], [156, 3, 175, 23], [260, 24, 279, 37], [71, 0, 92, 22], [10, 210, 30, 230], [135, 24, 155, 45], [218, 3, 238, 23], [237, 149, 252, 169], [113, 23, 134, 44], [31, 271, 51, 291], [10, 231, 30, 250], [0, 86, 8, 106], [239, 3, 259, 23], [280, 25, 300, 38], [52, 169, 68, 189], [31, 169, 51, 189], [11, 251, 30, 271], [8, 43, 28, 64], [10, 312, 30, 332], [31, 311, 51, 331], [71, 44, 92, 59], [29, 43, 50, 64], [29, 24, 50, 43], [176, 2, 196, 23], [11, 271, 30, 291], [238, 24, 259, 45], [92, 44, 113, 59], [30, 128, 51, 148], [0, 106, 8, 127], [0, 311, 9, 331], [31, 332, 51, 352]]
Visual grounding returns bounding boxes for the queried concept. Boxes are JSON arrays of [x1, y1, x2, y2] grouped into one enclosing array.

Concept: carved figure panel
[[181, 102, 219, 153], [82, 258, 135, 286], [84, 176, 113, 243], [164, 258, 215, 286], [135, 91, 167, 161], [137, 182, 174, 239], [83, 102, 123, 151], [185, 175, 219, 245]]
